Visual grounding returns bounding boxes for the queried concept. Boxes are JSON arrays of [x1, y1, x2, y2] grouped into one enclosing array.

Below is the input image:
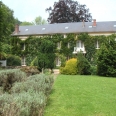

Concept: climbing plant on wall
[[10, 33, 116, 69]]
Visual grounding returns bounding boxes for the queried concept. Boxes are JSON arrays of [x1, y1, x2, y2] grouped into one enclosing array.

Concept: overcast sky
[[1, 0, 116, 22]]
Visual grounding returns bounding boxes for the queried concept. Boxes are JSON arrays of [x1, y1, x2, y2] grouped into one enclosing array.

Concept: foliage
[[77, 53, 91, 75], [0, 1, 15, 42], [60, 58, 77, 75], [33, 16, 47, 25], [37, 39, 55, 72], [0, 69, 26, 92], [20, 21, 33, 26], [90, 65, 97, 75], [0, 52, 7, 60], [2, 43, 12, 54], [20, 66, 40, 76], [7, 54, 21, 66], [10, 31, 116, 74], [97, 38, 116, 77], [44, 75, 116, 116], [15, 18, 22, 25], [0, 1, 15, 59], [46, 0, 92, 23], [0, 70, 54, 116], [20, 16, 47, 26], [30, 56, 38, 66]]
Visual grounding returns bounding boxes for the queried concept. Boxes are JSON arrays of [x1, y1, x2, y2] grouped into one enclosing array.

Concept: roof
[[12, 21, 116, 36]]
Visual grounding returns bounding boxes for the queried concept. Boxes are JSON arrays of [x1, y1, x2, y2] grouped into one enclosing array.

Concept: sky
[[1, 0, 116, 22]]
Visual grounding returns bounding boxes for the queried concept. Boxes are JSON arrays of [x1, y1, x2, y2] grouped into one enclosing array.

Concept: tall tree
[[20, 16, 47, 26], [0, 1, 15, 42], [97, 37, 116, 77], [0, 1, 15, 59], [46, 0, 92, 23], [15, 18, 22, 25], [33, 16, 47, 25], [20, 21, 33, 26], [37, 38, 55, 72]]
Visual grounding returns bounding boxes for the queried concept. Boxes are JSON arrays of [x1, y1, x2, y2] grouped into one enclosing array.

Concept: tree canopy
[[46, 0, 92, 23], [0, 1, 15, 59], [33, 16, 47, 25], [20, 21, 33, 26], [20, 16, 47, 26], [97, 37, 116, 77]]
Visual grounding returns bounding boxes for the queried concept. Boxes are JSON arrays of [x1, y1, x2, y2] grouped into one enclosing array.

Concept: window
[[67, 42, 70, 48], [64, 34, 67, 38], [56, 57, 61, 66], [21, 43, 25, 50], [96, 40, 100, 49], [73, 40, 86, 54], [57, 42, 61, 49], [76, 40, 84, 48], [21, 57, 26, 66]]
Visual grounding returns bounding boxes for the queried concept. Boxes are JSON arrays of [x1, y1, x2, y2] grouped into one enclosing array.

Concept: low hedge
[[0, 69, 26, 92], [0, 70, 54, 116]]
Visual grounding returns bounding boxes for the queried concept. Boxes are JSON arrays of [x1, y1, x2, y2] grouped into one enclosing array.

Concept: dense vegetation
[[9, 33, 116, 76], [0, 69, 53, 116], [46, 0, 92, 23], [0, 1, 15, 60], [97, 37, 116, 77]]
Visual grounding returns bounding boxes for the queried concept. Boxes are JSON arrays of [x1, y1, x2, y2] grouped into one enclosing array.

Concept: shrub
[[7, 55, 21, 66], [20, 66, 40, 76], [77, 53, 91, 75], [0, 74, 54, 116], [97, 39, 116, 77], [60, 58, 78, 75], [30, 57, 38, 66], [90, 65, 97, 75], [0, 69, 26, 92], [11, 74, 54, 96]]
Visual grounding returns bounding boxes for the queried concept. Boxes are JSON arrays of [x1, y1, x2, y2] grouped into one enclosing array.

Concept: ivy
[[10, 33, 116, 67]]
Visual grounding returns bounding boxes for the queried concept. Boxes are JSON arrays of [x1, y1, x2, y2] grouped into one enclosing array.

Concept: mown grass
[[44, 75, 116, 116]]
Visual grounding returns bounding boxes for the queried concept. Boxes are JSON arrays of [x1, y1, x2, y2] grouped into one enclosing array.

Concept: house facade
[[12, 20, 116, 66]]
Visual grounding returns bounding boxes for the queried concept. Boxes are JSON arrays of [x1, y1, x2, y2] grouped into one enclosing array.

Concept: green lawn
[[44, 75, 116, 116]]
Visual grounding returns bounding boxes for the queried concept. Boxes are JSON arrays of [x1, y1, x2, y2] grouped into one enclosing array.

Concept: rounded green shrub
[[7, 55, 21, 66], [60, 58, 78, 75]]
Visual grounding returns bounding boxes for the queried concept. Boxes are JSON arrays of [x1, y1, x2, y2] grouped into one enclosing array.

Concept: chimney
[[15, 24, 19, 34], [93, 19, 96, 27]]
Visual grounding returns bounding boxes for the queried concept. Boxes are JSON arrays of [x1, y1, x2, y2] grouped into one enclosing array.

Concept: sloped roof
[[12, 21, 116, 36]]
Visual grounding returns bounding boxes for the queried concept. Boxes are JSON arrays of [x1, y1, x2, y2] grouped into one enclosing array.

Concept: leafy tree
[[0, 1, 15, 59], [46, 0, 92, 23], [33, 16, 47, 25], [37, 39, 55, 72], [97, 38, 116, 77], [20, 21, 33, 26], [15, 18, 22, 25], [20, 16, 47, 26]]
